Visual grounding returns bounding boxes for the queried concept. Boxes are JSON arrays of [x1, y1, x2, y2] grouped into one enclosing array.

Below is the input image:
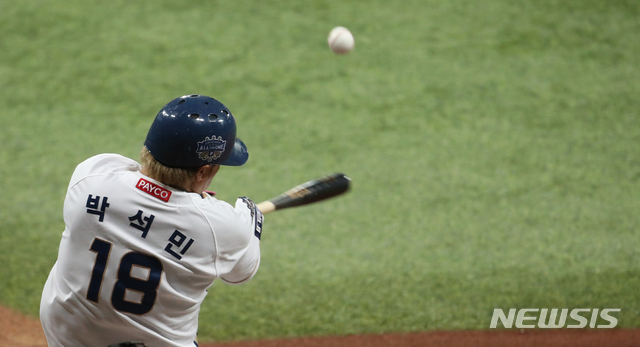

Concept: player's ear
[[196, 164, 220, 182]]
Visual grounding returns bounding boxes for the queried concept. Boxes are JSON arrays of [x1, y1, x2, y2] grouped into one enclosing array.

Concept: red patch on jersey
[[136, 178, 172, 202]]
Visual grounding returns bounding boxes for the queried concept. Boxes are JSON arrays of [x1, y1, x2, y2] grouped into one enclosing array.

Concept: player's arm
[[219, 197, 263, 285]]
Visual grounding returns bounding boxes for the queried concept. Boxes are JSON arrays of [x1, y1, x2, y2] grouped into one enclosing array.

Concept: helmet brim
[[220, 137, 249, 166]]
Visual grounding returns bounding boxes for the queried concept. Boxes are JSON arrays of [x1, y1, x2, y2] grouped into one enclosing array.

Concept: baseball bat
[[256, 173, 351, 215]]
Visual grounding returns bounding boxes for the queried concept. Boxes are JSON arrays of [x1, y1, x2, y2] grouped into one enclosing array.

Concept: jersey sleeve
[[218, 197, 263, 285]]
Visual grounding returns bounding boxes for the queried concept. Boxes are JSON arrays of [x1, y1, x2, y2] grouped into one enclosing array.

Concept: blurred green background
[[1, 0, 639, 342]]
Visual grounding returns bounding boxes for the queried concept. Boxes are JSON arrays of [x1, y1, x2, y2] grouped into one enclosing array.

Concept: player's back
[[40, 154, 260, 347]]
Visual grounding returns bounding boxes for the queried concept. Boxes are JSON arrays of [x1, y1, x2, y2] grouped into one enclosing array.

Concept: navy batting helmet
[[144, 94, 248, 168]]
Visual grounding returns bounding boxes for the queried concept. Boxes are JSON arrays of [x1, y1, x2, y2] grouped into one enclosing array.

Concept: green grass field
[[1, 0, 639, 342]]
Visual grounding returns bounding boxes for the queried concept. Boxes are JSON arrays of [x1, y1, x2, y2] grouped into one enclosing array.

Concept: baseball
[[328, 26, 354, 54]]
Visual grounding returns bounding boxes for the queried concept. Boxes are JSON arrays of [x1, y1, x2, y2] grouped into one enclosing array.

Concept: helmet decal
[[196, 135, 227, 162]]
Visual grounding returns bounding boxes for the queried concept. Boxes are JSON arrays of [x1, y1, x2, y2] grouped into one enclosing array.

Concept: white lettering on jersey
[[136, 178, 172, 202]]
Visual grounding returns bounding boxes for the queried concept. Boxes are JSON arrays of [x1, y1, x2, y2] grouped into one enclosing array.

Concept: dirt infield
[[2, 306, 638, 347]]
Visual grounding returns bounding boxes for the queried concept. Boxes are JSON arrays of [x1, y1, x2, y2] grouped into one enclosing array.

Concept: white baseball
[[328, 26, 355, 55]]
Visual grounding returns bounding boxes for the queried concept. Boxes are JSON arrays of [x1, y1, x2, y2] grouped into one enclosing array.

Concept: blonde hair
[[139, 147, 199, 189]]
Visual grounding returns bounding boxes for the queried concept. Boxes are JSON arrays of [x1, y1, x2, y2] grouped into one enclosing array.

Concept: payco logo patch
[[490, 308, 620, 329]]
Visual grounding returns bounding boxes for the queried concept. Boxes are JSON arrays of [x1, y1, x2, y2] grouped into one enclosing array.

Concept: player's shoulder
[[194, 196, 258, 244], [69, 153, 140, 187], [79, 153, 139, 169], [192, 195, 239, 227]]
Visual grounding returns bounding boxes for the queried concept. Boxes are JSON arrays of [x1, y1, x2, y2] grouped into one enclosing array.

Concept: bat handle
[[256, 201, 276, 215]]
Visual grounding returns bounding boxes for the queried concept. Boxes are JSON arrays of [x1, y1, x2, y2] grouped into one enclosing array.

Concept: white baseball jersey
[[40, 154, 262, 347]]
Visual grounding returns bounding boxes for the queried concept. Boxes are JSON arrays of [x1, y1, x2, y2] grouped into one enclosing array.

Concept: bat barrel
[[267, 173, 351, 212]]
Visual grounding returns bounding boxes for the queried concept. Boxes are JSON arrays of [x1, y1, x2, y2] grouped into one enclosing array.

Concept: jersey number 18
[[87, 238, 163, 315]]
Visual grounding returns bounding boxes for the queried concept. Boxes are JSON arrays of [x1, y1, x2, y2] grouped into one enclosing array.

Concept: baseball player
[[40, 95, 263, 347]]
